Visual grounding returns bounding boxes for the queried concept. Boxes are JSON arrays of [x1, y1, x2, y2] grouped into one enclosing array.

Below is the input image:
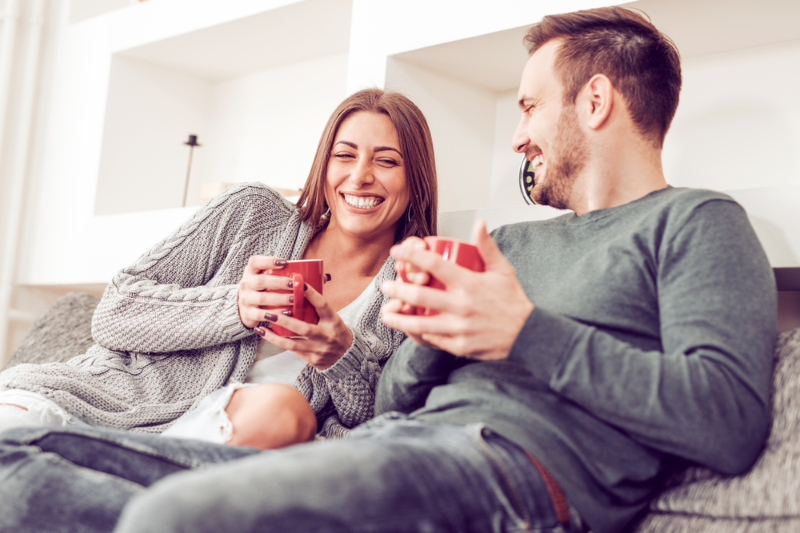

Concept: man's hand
[[381, 220, 534, 360]]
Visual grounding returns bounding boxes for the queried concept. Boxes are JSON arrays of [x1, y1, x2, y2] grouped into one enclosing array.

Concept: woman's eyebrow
[[375, 146, 402, 156], [334, 140, 401, 156]]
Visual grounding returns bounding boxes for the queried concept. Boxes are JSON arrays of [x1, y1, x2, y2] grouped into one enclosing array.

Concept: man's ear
[[582, 74, 614, 131]]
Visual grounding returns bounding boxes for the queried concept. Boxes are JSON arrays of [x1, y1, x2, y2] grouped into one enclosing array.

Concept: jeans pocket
[[468, 425, 536, 531]]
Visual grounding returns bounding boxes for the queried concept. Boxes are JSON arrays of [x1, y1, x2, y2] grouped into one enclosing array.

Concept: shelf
[[94, 0, 352, 215]]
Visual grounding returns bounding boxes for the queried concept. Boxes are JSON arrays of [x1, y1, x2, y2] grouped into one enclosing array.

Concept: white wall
[[663, 40, 800, 192], [490, 89, 527, 208], [202, 53, 348, 193], [95, 56, 212, 214], [386, 58, 496, 213]]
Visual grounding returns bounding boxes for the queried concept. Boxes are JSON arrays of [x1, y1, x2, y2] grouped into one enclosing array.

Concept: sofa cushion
[[4, 292, 101, 370], [633, 327, 800, 532]]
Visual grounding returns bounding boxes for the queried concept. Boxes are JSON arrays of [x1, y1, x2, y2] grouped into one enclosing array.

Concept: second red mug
[[398, 236, 485, 316]]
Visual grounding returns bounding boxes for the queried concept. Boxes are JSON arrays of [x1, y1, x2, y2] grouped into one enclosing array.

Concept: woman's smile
[[342, 193, 384, 210]]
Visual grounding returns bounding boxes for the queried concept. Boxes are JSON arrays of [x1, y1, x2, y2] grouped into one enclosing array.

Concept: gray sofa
[[5, 292, 800, 531]]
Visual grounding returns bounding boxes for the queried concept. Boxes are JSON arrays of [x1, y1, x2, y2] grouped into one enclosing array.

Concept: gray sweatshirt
[[376, 187, 776, 533]]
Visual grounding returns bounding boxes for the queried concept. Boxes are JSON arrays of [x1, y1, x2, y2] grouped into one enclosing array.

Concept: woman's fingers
[[301, 282, 338, 321], [239, 289, 292, 309], [245, 255, 287, 273], [243, 273, 296, 292]]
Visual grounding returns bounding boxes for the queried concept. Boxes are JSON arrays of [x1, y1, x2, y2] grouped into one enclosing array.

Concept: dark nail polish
[[264, 313, 278, 322], [325, 273, 332, 282], [282, 310, 292, 317], [289, 296, 294, 304], [287, 280, 294, 288], [254, 327, 265, 336], [304, 283, 308, 290], [274, 259, 287, 266]]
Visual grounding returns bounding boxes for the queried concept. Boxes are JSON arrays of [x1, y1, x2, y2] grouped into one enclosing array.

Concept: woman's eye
[[334, 153, 355, 160], [377, 159, 399, 167]]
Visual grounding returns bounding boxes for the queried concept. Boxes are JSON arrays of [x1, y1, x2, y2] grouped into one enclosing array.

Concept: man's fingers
[[390, 245, 467, 288], [381, 280, 459, 314], [381, 304, 458, 336], [472, 219, 507, 271]]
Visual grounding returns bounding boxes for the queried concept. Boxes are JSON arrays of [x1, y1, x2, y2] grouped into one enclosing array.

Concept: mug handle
[[292, 272, 304, 318]]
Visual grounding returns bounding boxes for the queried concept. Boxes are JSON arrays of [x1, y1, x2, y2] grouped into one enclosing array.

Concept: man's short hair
[[524, 7, 681, 148]]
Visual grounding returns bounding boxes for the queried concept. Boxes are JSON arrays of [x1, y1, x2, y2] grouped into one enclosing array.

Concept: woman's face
[[324, 111, 410, 242]]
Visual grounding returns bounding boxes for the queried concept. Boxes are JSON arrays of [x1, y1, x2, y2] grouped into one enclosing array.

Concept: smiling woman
[[325, 112, 410, 244], [298, 89, 437, 244], [0, 88, 439, 450]]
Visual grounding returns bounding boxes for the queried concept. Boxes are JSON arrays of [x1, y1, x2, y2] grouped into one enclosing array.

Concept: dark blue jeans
[[0, 414, 586, 533]]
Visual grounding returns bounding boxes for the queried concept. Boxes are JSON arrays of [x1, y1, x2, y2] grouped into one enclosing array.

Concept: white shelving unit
[[11, 0, 800, 290], [95, 0, 352, 214]]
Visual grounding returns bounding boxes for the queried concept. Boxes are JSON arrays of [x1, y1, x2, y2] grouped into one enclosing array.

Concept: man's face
[[512, 40, 587, 210]]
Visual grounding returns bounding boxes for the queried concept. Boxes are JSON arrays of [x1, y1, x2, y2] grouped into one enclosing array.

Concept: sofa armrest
[[3, 292, 101, 370], [633, 326, 800, 532]]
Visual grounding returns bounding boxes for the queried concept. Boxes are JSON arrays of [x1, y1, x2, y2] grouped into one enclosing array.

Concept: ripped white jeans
[[0, 389, 88, 434]]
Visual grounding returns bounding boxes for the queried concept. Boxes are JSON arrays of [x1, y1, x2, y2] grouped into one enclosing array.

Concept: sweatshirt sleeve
[[505, 199, 776, 475], [375, 339, 464, 416], [91, 184, 295, 353]]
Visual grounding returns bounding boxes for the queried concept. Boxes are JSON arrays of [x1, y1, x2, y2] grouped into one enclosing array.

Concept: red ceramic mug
[[265, 259, 325, 337], [397, 236, 486, 316]]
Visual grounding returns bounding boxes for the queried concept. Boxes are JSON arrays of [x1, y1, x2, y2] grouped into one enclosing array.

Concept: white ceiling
[[118, 0, 352, 81], [394, 0, 800, 93], [393, 25, 531, 93]]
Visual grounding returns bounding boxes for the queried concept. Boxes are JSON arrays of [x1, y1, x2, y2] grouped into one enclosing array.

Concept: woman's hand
[[254, 283, 354, 370], [237, 256, 296, 329]]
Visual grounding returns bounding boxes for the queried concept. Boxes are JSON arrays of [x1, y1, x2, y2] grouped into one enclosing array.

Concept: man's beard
[[530, 105, 587, 210]]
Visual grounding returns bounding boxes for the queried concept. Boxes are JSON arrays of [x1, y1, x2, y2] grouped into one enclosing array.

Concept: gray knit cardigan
[[0, 183, 405, 437]]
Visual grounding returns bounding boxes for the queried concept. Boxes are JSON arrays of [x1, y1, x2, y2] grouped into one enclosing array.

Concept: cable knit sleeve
[[296, 258, 406, 434], [92, 184, 299, 354]]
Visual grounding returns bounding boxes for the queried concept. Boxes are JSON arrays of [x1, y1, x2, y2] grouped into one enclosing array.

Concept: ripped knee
[[225, 384, 317, 450]]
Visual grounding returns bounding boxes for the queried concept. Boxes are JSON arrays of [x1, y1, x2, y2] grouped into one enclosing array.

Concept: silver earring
[[406, 205, 413, 223], [322, 207, 331, 220]]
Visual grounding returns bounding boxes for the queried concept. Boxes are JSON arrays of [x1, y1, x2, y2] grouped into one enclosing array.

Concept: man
[[0, 7, 776, 533]]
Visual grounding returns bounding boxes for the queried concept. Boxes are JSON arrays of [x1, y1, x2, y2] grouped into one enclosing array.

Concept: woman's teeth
[[531, 154, 544, 170], [344, 195, 383, 208]]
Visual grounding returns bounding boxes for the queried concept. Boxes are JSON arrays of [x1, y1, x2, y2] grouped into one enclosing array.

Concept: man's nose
[[511, 115, 529, 154]]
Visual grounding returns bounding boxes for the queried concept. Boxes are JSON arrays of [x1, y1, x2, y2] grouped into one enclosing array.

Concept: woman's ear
[[582, 74, 614, 131]]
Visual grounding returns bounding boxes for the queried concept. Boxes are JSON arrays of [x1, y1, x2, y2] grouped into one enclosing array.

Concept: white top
[[245, 280, 376, 386]]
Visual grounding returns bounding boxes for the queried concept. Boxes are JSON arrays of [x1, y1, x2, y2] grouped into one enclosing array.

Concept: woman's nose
[[349, 158, 375, 186]]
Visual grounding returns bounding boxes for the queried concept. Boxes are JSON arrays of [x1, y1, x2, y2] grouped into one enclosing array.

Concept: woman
[[0, 88, 438, 444]]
